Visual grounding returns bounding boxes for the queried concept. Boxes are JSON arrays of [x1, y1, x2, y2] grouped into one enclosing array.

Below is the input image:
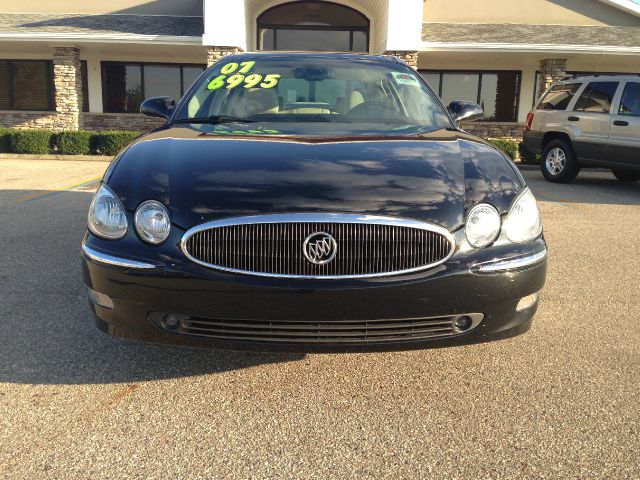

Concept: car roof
[[211, 51, 401, 65]]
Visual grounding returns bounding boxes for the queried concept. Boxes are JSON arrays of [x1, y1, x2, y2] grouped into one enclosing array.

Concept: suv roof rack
[[560, 73, 640, 80]]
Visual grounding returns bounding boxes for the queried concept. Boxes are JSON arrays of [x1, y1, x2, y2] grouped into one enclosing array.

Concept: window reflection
[[420, 70, 521, 122], [257, 1, 369, 52], [276, 30, 351, 51], [145, 65, 181, 101], [0, 60, 53, 111], [102, 63, 205, 113], [441, 73, 479, 105], [103, 63, 142, 113]]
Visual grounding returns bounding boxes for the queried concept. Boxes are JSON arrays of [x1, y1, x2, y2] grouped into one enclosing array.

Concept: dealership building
[[1, 0, 639, 137]]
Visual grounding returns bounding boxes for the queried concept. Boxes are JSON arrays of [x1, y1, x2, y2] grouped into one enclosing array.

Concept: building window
[[420, 70, 521, 122], [101, 62, 205, 113], [80, 61, 89, 113], [0, 60, 53, 111], [257, 1, 369, 52]]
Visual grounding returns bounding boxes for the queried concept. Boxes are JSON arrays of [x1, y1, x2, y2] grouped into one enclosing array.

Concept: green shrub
[[11, 130, 53, 154], [90, 131, 141, 156], [519, 142, 541, 165], [0, 128, 16, 153], [54, 131, 96, 155], [488, 139, 519, 160]]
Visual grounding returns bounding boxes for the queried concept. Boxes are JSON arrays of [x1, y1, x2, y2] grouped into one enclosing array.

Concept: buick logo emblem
[[303, 232, 337, 265]]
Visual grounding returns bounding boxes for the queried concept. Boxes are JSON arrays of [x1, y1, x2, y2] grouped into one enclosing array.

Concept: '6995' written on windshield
[[207, 61, 282, 91]]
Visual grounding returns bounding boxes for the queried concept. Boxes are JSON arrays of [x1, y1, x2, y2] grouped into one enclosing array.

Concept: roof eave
[[0, 32, 202, 45], [420, 41, 640, 55]]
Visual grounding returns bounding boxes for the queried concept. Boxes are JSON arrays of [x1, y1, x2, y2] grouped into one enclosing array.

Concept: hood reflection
[[108, 127, 522, 231]]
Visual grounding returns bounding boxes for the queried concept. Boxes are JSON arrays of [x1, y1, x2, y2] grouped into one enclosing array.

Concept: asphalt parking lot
[[0, 159, 638, 479]]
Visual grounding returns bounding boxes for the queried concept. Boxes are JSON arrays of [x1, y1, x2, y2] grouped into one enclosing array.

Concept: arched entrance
[[257, 1, 370, 52]]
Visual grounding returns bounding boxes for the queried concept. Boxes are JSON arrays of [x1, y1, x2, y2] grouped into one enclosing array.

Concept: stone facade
[[52, 46, 83, 131], [459, 122, 524, 140], [0, 112, 164, 133], [206, 46, 243, 66], [384, 51, 419, 69], [82, 113, 165, 132], [538, 58, 567, 99], [0, 112, 59, 130]]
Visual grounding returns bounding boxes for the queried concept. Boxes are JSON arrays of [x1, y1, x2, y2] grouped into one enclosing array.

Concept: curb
[[0, 153, 113, 162], [516, 164, 539, 171], [516, 164, 606, 173]]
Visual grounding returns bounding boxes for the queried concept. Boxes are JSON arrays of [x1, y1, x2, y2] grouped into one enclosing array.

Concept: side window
[[538, 83, 581, 110], [573, 81, 618, 113], [619, 82, 640, 116]]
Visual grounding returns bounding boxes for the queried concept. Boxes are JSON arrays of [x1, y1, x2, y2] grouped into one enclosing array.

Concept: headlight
[[135, 200, 171, 245], [465, 203, 501, 248], [503, 188, 542, 243], [87, 184, 128, 240]]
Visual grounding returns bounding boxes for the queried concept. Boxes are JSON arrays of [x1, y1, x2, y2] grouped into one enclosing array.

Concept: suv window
[[538, 83, 581, 110], [619, 82, 640, 116], [574, 81, 619, 113]]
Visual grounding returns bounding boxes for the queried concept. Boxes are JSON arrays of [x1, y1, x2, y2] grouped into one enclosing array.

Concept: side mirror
[[140, 96, 175, 119], [448, 101, 483, 122]]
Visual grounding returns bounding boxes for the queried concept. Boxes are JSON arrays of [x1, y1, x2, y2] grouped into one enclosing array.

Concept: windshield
[[174, 56, 450, 131]]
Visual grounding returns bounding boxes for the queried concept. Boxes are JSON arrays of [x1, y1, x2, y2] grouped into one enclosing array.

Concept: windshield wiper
[[173, 115, 257, 124]]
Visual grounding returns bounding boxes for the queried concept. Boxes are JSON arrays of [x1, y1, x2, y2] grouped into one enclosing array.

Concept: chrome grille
[[151, 313, 484, 344], [181, 213, 455, 278]]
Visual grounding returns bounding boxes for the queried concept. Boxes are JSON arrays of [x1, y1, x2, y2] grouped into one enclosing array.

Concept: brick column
[[206, 46, 243, 66], [384, 51, 419, 69], [52, 46, 82, 131], [538, 58, 567, 99]]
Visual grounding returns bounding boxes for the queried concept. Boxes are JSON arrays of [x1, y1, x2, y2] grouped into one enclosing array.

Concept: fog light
[[86, 287, 114, 309], [516, 293, 539, 312], [162, 314, 181, 330], [453, 315, 473, 332]]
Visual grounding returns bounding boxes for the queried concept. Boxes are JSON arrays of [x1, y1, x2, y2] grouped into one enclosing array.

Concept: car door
[[570, 81, 620, 163], [607, 80, 640, 168]]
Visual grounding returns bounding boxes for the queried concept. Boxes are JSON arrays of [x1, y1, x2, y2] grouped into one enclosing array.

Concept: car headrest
[[349, 90, 365, 110], [243, 88, 279, 115]]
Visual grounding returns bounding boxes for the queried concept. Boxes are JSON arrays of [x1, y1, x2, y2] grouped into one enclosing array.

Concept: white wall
[[385, 0, 423, 51], [203, 0, 247, 51], [204, 0, 423, 54]]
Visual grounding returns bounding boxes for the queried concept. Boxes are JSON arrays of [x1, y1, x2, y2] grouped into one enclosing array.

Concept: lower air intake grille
[[150, 313, 484, 344]]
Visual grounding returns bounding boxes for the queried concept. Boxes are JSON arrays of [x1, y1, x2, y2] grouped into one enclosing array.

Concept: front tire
[[541, 139, 579, 183], [612, 169, 640, 182]]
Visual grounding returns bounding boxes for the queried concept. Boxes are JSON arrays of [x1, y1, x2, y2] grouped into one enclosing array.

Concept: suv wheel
[[541, 139, 579, 183], [612, 169, 640, 182]]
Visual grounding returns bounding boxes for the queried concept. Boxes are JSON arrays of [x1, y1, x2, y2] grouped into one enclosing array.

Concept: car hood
[[106, 126, 524, 231]]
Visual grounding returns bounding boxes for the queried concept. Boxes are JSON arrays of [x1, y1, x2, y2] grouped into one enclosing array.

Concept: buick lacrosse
[[82, 52, 547, 352]]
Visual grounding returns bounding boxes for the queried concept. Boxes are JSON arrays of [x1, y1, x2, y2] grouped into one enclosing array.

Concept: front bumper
[[81, 227, 547, 353]]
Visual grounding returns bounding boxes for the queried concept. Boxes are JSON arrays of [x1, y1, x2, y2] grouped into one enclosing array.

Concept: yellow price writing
[[207, 73, 282, 91], [220, 61, 256, 75]]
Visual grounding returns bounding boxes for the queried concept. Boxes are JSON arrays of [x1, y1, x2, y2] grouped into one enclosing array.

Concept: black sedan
[[82, 52, 547, 352]]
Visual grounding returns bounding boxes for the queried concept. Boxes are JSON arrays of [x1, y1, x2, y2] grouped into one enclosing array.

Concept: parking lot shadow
[[0, 190, 304, 385]]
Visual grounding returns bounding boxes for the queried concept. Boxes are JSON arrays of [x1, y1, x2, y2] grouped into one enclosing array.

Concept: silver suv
[[523, 75, 640, 183]]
